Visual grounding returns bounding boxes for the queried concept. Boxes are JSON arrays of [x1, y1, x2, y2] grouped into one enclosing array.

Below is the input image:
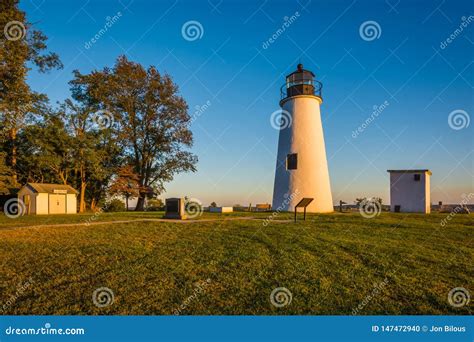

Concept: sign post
[[294, 198, 314, 223]]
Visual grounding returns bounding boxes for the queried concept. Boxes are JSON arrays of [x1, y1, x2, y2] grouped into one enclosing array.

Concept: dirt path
[[4, 216, 293, 231]]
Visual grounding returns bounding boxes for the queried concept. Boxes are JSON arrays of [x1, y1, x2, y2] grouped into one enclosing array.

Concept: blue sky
[[22, 0, 473, 205]]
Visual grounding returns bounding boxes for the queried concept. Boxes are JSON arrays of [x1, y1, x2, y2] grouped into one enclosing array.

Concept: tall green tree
[[0, 152, 15, 194], [70, 56, 198, 210], [59, 99, 122, 212], [0, 0, 62, 184], [22, 113, 73, 185]]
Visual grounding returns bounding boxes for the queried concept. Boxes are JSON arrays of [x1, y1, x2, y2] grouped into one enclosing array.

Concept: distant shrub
[[147, 199, 164, 211], [105, 199, 126, 212]]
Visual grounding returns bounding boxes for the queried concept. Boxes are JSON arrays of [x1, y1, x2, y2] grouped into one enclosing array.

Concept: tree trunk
[[91, 198, 97, 211], [135, 195, 145, 211], [79, 181, 87, 213], [9, 128, 18, 185], [126, 195, 129, 211]]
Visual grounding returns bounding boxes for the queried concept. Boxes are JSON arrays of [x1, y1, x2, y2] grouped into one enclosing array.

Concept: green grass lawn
[[0, 211, 472, 315]]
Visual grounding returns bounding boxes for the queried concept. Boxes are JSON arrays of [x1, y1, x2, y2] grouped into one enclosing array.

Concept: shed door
[[49, 194, 66, 214]]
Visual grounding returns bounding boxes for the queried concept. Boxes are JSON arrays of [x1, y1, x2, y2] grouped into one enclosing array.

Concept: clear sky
[[22, 0, 473, 206]]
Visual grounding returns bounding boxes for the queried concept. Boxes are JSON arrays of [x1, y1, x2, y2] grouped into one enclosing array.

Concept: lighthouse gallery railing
[[280, 79, 323, 100]]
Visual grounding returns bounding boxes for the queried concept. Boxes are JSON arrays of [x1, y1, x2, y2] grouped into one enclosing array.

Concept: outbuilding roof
[[387, 169, 432, 175], [25, 183, 78, 194]]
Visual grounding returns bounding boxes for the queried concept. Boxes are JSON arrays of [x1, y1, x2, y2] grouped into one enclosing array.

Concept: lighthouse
[[272, 64, 333, 213]]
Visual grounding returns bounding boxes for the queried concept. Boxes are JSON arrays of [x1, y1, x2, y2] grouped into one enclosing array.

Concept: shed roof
[[387, 169, 432, 175], [25, 183, 78, 194]]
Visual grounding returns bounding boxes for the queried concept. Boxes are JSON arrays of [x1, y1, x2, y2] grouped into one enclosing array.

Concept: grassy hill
[[0, 211, 472, 315]]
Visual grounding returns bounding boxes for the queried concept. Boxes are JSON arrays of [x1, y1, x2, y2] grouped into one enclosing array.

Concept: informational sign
[[294, 197, 314, 222]]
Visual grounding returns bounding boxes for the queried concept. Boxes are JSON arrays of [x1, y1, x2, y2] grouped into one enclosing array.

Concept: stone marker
[[164, 198, 187, 219]]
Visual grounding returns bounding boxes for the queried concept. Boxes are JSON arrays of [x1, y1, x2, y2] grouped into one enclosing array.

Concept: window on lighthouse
[[286, 153, 297, 170]]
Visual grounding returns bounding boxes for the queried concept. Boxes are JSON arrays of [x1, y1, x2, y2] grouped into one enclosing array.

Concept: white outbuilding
[[17, 183, 78, 215], [387, 170, 431, 214]]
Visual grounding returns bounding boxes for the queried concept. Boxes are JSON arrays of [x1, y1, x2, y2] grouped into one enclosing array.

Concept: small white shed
[[387, 169, 431, 214], [17, 183, 78, 215]]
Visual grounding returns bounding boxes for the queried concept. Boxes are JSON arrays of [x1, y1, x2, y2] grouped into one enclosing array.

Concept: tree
[[0, 0, 62, 183], [59, 99, 121, 212], [355, 197, 383, 209], [0, 152, 15, 194], [109, 165, 140, 210], [22, 113, 74, 185], [210, 202, 217, 207], [70, 56, 198, 210]]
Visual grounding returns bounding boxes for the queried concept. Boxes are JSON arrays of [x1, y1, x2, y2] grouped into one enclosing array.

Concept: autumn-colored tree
[[109, 165, 140, 210], [0, 0, 62, 183], [70, 56, 198, 210]]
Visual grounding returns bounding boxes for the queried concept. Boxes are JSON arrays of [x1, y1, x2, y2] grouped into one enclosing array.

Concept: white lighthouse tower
[[272, 64, 333, 213]]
